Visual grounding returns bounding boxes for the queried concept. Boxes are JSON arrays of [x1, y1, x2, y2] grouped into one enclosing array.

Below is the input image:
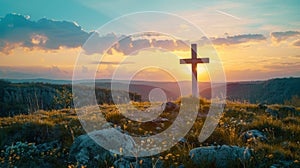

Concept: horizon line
[[2, 76, 299, 84]]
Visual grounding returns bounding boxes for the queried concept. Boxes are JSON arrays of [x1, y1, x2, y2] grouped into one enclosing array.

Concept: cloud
[[83, 32, 118, 55], [0, 13, 191, 55], [0, 13, 90, 54], [90, 61, 135, 65], [293, 39, 300, 47], [263, 63, 300, 74], [0, 66, 71, 79], [49, 65, 64, 74], [227, 68, 300, 81], [210, 34, 266, 45], [106, 34, 190, 55], [0, 13, 293, 56], [270, 31, 300, 43]]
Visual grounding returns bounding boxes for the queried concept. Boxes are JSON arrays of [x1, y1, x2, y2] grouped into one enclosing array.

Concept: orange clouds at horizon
[[1, 31, 300, 82]]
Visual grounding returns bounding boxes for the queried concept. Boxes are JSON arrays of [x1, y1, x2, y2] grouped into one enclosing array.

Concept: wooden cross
[[180, 44, 209, 97]]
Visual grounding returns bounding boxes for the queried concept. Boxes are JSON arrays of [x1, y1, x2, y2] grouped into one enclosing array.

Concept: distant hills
[[4, 77, 300, 105], [222, 77, 300, 104], [0, 80, 140, 117], [91, 77, 300, 104]]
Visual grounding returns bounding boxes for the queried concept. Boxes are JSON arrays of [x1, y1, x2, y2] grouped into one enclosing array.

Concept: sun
[[197, 65, 210, 82]]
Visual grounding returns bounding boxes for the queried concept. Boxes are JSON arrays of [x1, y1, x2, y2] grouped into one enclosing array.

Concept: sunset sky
[[0, 0, 300, 82]]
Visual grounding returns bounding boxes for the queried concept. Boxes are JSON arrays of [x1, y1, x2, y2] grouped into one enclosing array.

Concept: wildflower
[[266, 154, 273, 158]]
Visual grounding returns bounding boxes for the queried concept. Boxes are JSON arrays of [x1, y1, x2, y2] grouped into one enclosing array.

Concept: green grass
[[0, 100, 300, 167]]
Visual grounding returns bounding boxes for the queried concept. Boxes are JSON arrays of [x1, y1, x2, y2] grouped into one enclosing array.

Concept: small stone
[[265, 108, 278, 117], [258, 103, 268, 110], [240, 129, 267, 143], [161, 102, 179, 112], [113, 158, 131, 168]]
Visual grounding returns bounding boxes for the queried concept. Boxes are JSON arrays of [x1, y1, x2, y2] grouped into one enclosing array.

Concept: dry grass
[[0, 99, 300, 167]]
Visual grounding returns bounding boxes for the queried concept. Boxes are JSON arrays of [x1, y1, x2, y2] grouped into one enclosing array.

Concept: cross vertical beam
[[191, 44, 198, 97], [180, 44, 209, 97]]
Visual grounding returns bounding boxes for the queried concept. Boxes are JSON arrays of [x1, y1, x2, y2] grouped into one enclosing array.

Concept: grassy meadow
[[0, 98, 300, 167]]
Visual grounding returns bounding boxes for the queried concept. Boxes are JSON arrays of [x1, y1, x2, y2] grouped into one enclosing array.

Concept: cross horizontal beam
[[180, 58, 209, 64]]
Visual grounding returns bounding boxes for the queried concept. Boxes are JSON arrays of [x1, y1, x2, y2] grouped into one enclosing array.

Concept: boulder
[[162, 102, 179, 112], [113, 158, 131, 168], [69, 131, 114, 167], [258, 103, 268, 110], [69, 128, 137, 167], [240, 129, 267, 143], [265, 108, 279, 117], [278, 106, 297, 118], [37, 140, 61, 152], [190, 145, 251, 168]]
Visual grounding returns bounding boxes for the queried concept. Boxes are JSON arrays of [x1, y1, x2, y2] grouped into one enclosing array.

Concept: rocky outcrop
[[161, 102, 179, 112], [190, 145, 251, 168], [69, 128, 139, 167], [68, 130, 115, 167]]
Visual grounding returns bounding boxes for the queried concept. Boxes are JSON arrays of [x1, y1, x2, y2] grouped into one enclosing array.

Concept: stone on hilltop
[[265, 108, 279, 117], [240, 129, 267, 143], [190, 145, 251, 168], [162, 102, 179, 112], [69, 128, 136, 167]]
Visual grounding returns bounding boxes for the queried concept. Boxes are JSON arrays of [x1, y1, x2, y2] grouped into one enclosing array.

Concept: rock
[[270, 160, 298, 168], [240, 130, 267, 143], [113, 158, 131, 168], [258, 103, 268, 110], [279, 106, 296, 113], [69, 131, 114, 167], [280, 141, 289, 149], [190, 145, 251, 168], [265, 108, 279, 117], [179, 138, 187, 143], [37, 140, 61, 152], [162, 102, 179, 112], [69, 128, 137, 167]]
